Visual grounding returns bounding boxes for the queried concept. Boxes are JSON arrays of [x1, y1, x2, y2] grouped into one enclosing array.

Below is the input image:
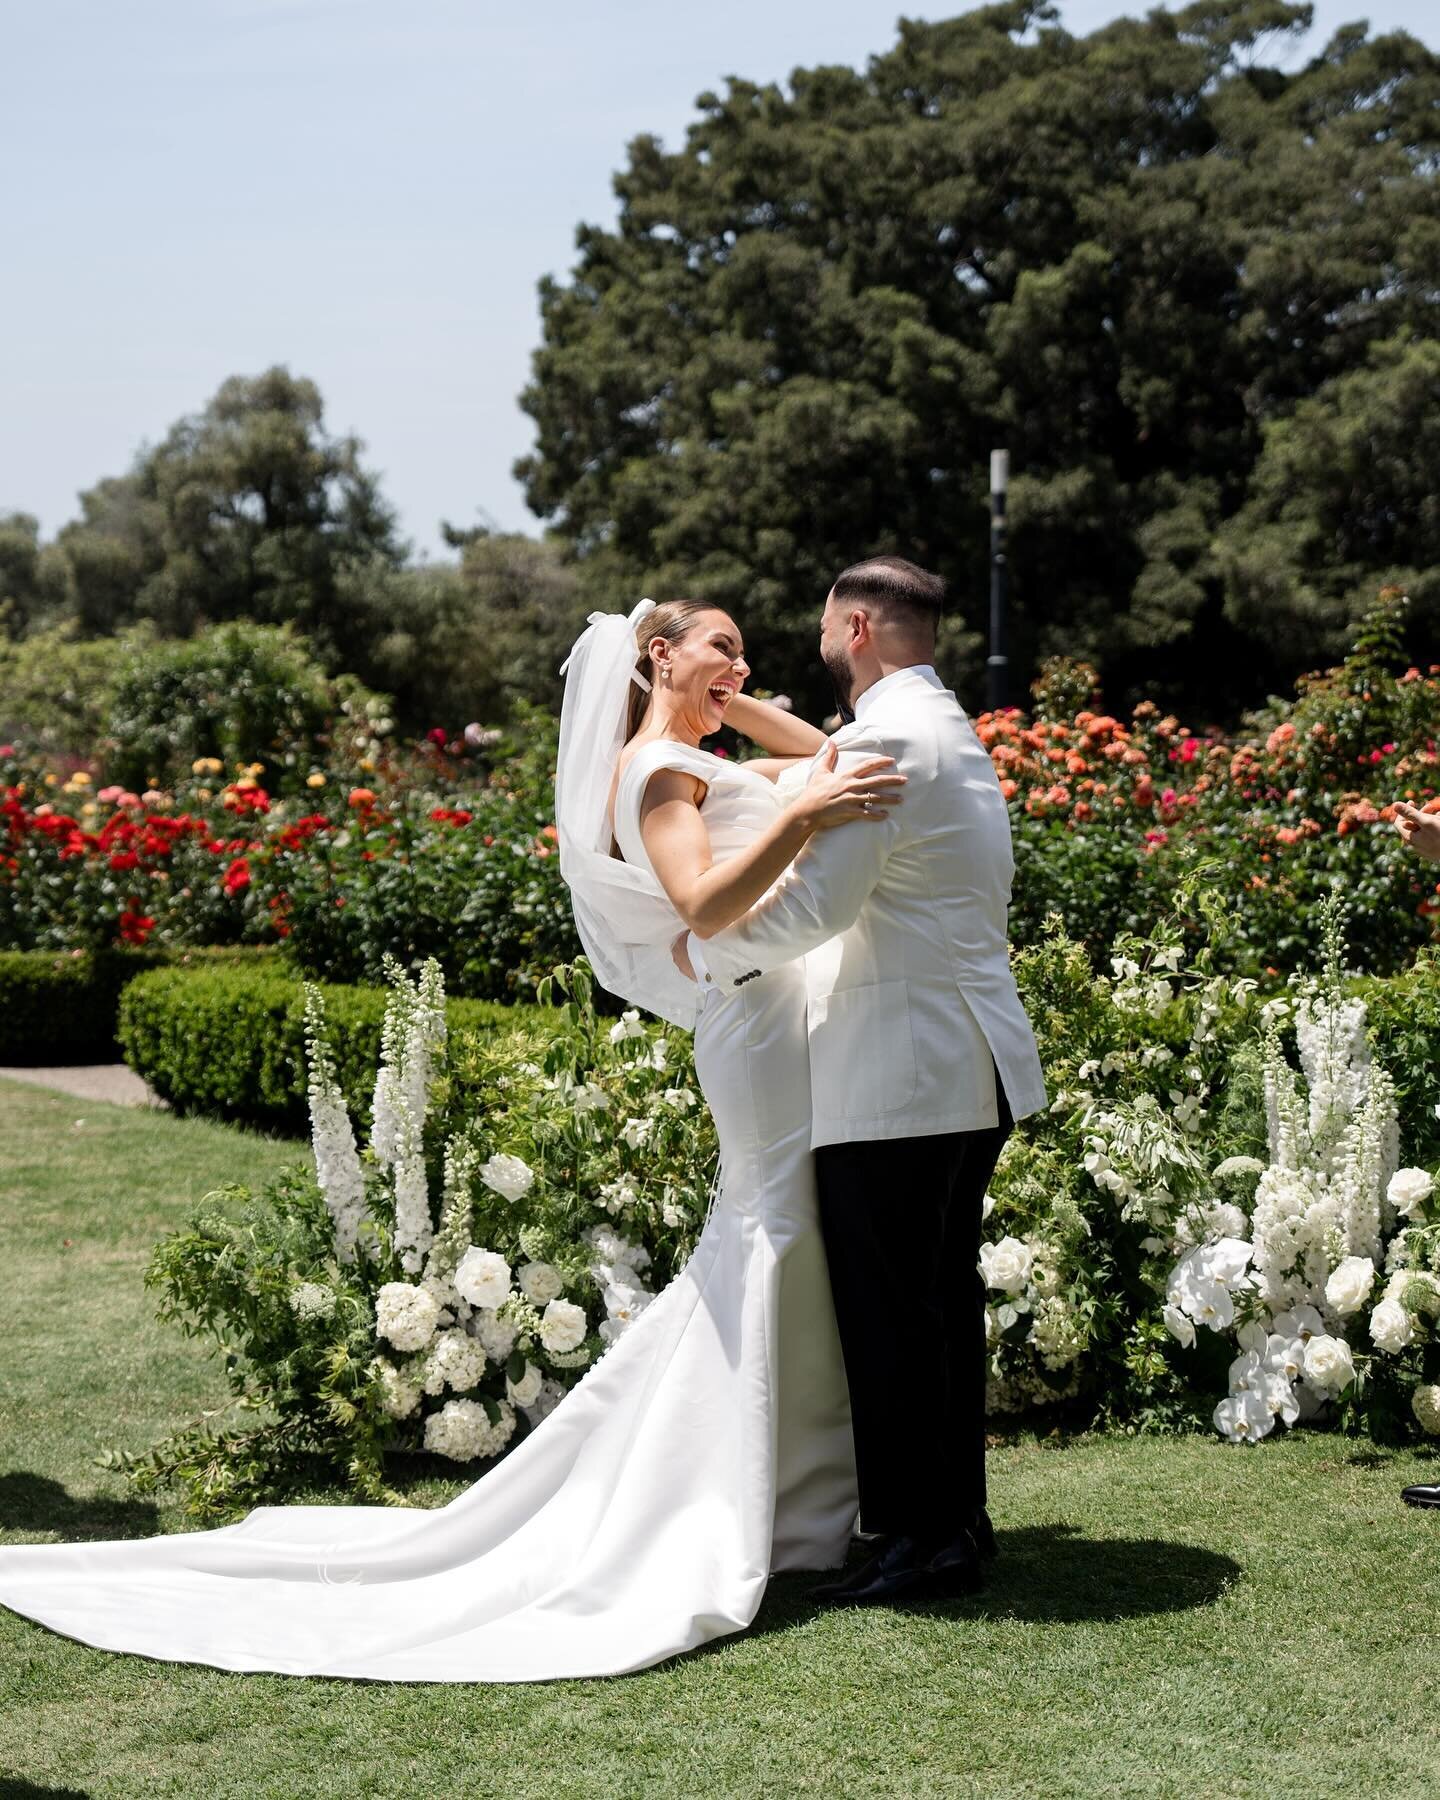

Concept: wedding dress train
[[0, 741, 858, 1681]]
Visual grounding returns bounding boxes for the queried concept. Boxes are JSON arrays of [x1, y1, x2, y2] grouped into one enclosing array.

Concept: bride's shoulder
[[617, 739, 718, 791]]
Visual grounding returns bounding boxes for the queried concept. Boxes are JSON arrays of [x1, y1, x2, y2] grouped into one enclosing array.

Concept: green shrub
[[101, 621, 391, 794], [0, 943, 286, 1063], [117, 961, 557, 1129]]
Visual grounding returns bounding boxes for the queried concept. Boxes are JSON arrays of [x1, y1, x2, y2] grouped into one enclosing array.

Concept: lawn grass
[[2, 1075, 1439, 1799]]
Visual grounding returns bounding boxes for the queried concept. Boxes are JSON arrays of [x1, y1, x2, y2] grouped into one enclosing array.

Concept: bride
[[0, 597, 902, 1682]]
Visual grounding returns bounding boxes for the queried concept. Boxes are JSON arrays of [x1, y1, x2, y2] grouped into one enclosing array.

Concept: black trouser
[[814, 1074, 1013, 1541]]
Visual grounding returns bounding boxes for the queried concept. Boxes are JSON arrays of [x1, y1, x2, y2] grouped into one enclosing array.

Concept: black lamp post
[[987, 449, 1010, 713]]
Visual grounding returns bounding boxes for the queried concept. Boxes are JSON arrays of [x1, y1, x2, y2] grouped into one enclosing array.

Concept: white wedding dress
[[0, 740, 858, 1682]]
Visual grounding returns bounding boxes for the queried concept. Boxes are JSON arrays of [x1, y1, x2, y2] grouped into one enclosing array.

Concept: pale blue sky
[[3, 1, 1433, 558]]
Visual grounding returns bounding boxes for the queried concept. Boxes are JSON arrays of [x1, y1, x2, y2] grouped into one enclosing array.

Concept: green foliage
[[1357, 948, 1440, 1172], [117, 960, 553, 1130], [0, 622, 154, 764], [50, 366, 403, 654], [518, 2, 1440, 716], [101, 620, 390, 794], [115, 960, 714, 1516], [0, 943, 286, 1062]]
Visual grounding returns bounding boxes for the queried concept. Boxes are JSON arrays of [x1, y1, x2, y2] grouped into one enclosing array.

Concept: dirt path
[[0, 1064, 163, 1108]]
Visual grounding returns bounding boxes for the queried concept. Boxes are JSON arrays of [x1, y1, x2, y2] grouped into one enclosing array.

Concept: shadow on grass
[[750, 1523, 1241, 1640], [0, 1782, 93, 1798], [0, 1473, 161, 1541]]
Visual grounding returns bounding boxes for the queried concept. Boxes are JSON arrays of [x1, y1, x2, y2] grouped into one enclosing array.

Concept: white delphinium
[[303, 984, 367, 1264], [288, 1281, 336, 1324], [418, 1135, 479, 1325], [370, 959, 447, 1274], [517, 1261, 564, 1304], [375, 1280, 441, 1353], [423, 1396, 517, 1462], [420, 1327, 488, 1396], [538, 1298, 588, 1355], [454, 1247, 512, 1310], [373, 1356, 423, 1419], [479, 1154, 534, 1203]]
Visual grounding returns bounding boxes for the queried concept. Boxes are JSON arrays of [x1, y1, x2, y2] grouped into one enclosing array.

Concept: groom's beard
[[822, 645, 856, 725]]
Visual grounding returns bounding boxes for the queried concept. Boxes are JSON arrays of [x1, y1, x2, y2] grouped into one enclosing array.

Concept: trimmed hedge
[[0, 944, 288, 1064], [117, 963, 557, 1131]]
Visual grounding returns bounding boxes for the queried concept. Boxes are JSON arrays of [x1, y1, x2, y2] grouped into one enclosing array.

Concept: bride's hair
[[624, 599, 719, 741]]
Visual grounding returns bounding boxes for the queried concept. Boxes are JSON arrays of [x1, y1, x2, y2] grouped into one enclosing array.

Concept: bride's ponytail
[[624, 599, 717, 742]]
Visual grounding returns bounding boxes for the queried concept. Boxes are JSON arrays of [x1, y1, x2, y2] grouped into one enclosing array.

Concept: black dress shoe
[[925, 1528, 986, 1597], [972, 1509, 998, 1560], [1402, 1484, 1440, 1508], [812, 1534, 937, 1608]]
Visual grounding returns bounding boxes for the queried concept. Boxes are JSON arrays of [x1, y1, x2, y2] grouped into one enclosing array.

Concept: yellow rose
[[306, 772, 326, 788]]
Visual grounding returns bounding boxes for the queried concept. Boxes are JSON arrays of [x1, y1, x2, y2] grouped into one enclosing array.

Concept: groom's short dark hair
[[830, 556, 945, 638]]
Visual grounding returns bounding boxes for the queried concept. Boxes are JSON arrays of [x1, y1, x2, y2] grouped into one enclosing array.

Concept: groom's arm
[[692, 730, 910, 991]]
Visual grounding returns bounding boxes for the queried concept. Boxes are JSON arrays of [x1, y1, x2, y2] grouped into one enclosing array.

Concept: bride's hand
[[793, 743, 906, 832]]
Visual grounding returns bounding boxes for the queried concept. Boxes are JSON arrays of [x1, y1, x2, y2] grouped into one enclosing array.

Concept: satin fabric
[[0, 744, 857, 1682]]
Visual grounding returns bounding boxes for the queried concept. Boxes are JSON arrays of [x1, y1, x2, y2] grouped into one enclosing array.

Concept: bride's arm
[[639, 750, 904, 938], [725, 693, 828, 759]]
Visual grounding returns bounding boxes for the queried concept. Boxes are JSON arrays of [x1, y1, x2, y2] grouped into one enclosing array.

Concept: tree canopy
[[49, 368, 404, 661], [517, 0, 1440, 714]]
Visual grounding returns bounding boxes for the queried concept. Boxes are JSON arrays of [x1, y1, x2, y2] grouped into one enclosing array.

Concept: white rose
[[454, 1247, 512, 1310], [1369, 1297, 1415, 1355], [1302, 1333, 1355, 1394], [506, 1359, 544, 1407], [517, 1260, 564, 1304], [979, 1236, 1034, 1295], [1324, 1255, 1376, 1318], [375, 1281, 441, 1353], [1412, 1382, 1440, 1435], [1162, 1303, 1196, 1349], [479, 1154, 535, 1203], [1387, 1168, 1435, 1220], [538, 1298, 588, 1355]]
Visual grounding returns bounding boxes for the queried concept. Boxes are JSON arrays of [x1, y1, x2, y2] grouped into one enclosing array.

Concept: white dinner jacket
[[697, 666, 1047, 1148]]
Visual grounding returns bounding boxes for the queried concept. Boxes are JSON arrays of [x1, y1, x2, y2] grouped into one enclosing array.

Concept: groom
[[677, 555, 1047, 1604]]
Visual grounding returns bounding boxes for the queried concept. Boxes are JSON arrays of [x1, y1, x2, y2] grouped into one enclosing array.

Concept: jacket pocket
[[809, 979, 918, 1116]]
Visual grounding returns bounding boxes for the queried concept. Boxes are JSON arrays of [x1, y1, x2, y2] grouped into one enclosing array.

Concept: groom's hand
[[671, 931, 696, 981], [1395, 800, 1440, 862]]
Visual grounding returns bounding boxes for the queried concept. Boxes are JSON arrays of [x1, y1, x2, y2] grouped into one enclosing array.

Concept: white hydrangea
[[538, 1298, 588, 1354], [1412, 1383, 1440, 1436], [480, 1154, 535, 1203], [517, 1261, 565, 1304], [423, 1397, 516, 1462], [420, 1328, 489, 1396], [471, 1306, 519, 1363], [373, 1357, 423, 1420], [375, 1281, 441, 1353], [454, 1247, 512, 1309]]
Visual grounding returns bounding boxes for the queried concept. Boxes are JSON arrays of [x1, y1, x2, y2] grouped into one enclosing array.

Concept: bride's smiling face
[[651, 611, 750, 736]]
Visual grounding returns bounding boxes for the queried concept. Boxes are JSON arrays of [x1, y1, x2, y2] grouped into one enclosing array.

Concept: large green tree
[[52, 367, 404, 658], [517, 0, 1440, 715]]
